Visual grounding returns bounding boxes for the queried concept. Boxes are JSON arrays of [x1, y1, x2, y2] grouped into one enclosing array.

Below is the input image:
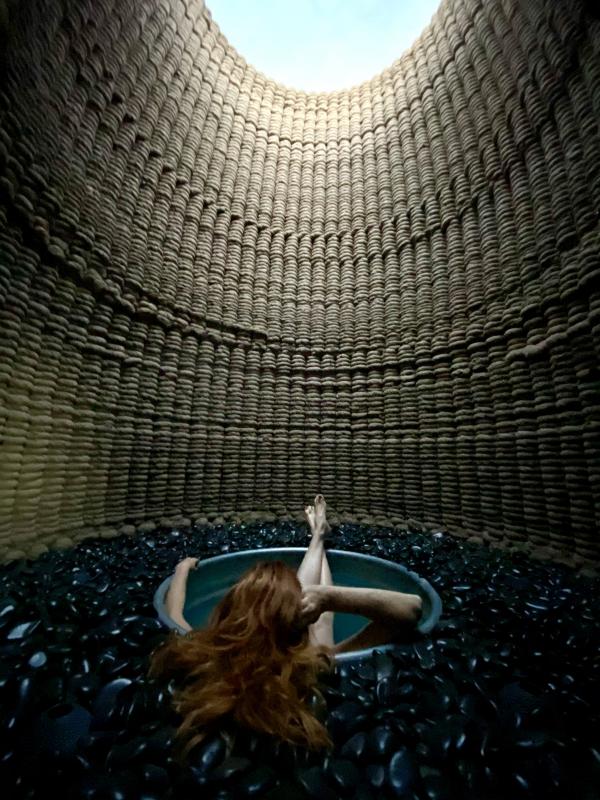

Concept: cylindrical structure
[[0, 0, 599, 565]]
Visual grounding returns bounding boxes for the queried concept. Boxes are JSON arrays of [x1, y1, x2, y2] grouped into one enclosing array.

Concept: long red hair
[[148, 560, 334, 760]]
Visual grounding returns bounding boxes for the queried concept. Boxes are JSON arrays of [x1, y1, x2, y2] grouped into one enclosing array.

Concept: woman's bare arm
[[165, 558, 198, 632], [301, 584, 422, 628], [300, 584, 422, 654]]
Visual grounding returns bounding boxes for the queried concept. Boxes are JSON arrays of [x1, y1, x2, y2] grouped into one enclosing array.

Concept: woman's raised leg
[[332, 619, 398, 654], [296, 494, 329, 589], [310, 547, 335, 649], [297, 496, 422, 654], [297, 495, 335, 650]]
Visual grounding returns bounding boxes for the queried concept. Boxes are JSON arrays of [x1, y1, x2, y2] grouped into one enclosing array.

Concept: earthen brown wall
[[0, 0, 599, 564]]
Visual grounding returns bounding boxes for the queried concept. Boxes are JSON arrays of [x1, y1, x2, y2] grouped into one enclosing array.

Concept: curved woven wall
[[0, 0, 599, 565]]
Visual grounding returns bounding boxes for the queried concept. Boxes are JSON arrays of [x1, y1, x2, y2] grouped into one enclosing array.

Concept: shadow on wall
[[0, 0, 18, 56], [583, 0, 600, 19]]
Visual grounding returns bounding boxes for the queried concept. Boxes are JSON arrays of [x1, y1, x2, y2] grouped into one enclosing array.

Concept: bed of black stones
[[1, 522, 599, 800]]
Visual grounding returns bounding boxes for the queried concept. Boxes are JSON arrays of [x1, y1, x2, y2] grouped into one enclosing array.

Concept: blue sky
[[207, 0, 441, 92]]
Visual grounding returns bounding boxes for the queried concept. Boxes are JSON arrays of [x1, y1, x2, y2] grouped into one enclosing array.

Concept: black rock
[[76, 770, 138, 800], [11, 675, 36, 726], [355, 690, 376, 712], [28, 651, 48, 668], [262, 779, 309, 800], [38, 674, 68, 707], [307, 688, 328, 721], [497, 682, 542, 717], [376, 676, 399, 705], [367, 725, 400, 759], [413, 641, 436, 670], [236, 764, 277, 796], [78, 729, 118, 761], [105, 737, 150, 769], [458, 692, 488, 723], [91, 678, 133, 727], [31, 703, 92, 755], [143, 726, 176, 760], [422, 715, 467, 760], [365, 763, 386, 789], [7, 619, 41, 640], [211, 755, 252, 781], [192, 733, 227, 772], [140, 763, 170, 793], [394, 702, 420, 721], [388, 748, 416, 796], [455, 758, 488, 795], [327, 701, 367, 740], [422, 769, 458, 800], [340, 731, 367, 762], [355, 662, 376, 682], [372, 650, 395, 681], [295, 766, 338, 800], [326, 757, 361, 795], [69, 673, 100, 704], [0, 520, 597, 800], [0, 597, 17, 624], [398, 681, 418, 700], [319, 685, 346, 707], [354, 784, 377, 800]]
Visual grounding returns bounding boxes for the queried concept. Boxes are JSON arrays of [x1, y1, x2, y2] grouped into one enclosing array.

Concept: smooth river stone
[[376, 676, 400, 705], [91, 678, 133, 726], [28, 651, 48, 669], [327, 701, 367, 740], [326, 758, 362, 795], [236, 764, 277, 796], [140, 763, 170, 793], [31, 703, 92, 755], [388, 748, 417, 796], [295, 766, 338, 800], [340, 731, 368, 761], [372, 651, 395, 680], [7, 620, 41, 640], [105, 737, 150, 769], [211, 755, 252, 781], [365, 764, 386, 789], [422, 770, 458, 800], [367, 725, 401, 759], [192, 733, 227, 772]]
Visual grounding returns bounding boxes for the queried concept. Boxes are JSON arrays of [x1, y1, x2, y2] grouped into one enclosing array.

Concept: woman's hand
[[175, 557, 199, 574], [167, 558, 198, 632], [299, 585, 328, 626]]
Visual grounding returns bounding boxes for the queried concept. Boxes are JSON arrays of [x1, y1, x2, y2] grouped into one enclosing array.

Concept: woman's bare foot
[[304, 494, 332, 537]]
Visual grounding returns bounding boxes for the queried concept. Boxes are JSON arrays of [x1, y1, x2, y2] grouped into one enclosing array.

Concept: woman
[[148, 495, 423, 761]]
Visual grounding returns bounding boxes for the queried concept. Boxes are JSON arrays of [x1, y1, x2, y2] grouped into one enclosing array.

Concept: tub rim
[[153, 547, 442, 663]]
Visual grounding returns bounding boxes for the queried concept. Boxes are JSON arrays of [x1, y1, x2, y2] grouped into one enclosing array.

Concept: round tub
[[154, 547, 442, 663]]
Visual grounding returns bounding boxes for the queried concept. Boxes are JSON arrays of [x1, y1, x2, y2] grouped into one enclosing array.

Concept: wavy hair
[[148, 560, 335, 760]]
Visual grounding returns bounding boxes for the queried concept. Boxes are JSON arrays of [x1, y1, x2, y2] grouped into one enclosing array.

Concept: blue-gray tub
[[154, 548, 442, 663]]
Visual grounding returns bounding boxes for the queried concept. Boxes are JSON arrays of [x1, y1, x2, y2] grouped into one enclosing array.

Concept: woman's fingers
[[300, 593, 321, 625], [176, 556, 199, 572]]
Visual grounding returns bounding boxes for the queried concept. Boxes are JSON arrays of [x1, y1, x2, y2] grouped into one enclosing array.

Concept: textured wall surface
[[0, 0, 599, 564]]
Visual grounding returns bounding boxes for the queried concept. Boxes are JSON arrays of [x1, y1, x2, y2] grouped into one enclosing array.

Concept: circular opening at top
[[207, 0, 442, 92]]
